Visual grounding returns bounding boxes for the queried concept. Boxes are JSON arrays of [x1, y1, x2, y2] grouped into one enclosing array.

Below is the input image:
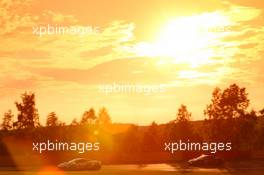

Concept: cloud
[[0, 0, 136, 69], [24, 57, 169, 84], [0, 0, 264, 123], [0, 0, 37, 35], [0, 49, 51, 59], [227, 0, 264, 9], [238, 43, 258, 49], [1, 0, 263, 88], [80, 46, 113, 59], [0, 76, 38, 89]]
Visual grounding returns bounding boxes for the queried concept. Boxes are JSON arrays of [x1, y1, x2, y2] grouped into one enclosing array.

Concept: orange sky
[[0, 0, 264, 124]]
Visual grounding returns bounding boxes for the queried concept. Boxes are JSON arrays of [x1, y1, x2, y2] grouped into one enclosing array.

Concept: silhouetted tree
[[13, 92, 40, 129], [260, 108, 264, 117], [255, 110, 264, 149], [204, 84, 249, 120], [235, 110, 257, 150], [80, 108, 96, 124], [203, 84, 251, 142], [167, 104, 193, 141], [142, 121, 160, 152], [70, 118, 79, 125], [176, 104, 191, 122], [1, 110, 14, 131], [97, 107, 111, 125], [121, 125, 141, 153], [46, 112, 63, 126]]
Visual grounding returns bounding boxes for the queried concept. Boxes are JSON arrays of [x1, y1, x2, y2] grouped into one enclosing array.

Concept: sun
[[135, 12, 232, 67]]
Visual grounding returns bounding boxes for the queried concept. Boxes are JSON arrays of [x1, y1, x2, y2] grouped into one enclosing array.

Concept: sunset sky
[[0, 0, 264, 124]]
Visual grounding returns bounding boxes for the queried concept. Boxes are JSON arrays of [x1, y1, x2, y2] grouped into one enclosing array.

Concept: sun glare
[[135, 12, 232, 67]]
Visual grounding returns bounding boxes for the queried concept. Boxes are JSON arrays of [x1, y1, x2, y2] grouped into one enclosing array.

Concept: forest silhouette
[[0, 84, 264, 166]]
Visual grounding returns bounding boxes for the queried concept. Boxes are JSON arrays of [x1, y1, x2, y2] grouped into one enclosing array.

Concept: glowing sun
[[135, 12, 232, 67]]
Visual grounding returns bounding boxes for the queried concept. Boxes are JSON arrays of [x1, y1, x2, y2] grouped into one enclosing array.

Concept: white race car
[[188, 154, 224, 167], [58, 158, 101, 171]]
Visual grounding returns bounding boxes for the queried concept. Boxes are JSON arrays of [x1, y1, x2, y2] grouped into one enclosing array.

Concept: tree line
[[120, 84, 264, 153], [0, 84, 264, 153], [0, 92, 111, 130]]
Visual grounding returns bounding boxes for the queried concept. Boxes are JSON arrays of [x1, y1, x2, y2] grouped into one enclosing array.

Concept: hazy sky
[[0, 0, 264, 124]]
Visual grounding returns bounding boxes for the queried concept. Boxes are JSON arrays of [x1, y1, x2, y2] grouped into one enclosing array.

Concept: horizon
[[0, 0, 264, 125]]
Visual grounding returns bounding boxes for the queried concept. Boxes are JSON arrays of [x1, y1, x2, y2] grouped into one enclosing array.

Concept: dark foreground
[[0, 161, 264, 175]]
